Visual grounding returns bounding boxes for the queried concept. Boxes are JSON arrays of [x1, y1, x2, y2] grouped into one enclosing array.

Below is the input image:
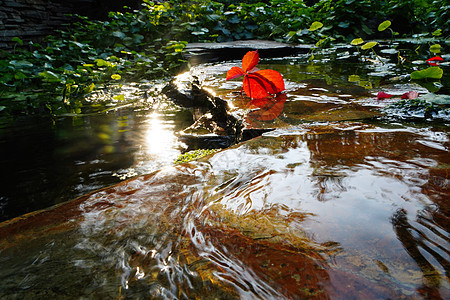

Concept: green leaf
[[432, 29, 442, 36], [348, 75, 360, 82], [11, 37, 23, 45], [38, 70, 62, 82], [10, 60, 34, 68], [410, 67, 443, 80], [111, 74, 121, 80], [113, 94, 125, 101], [350, 38, 364, 46], [83, 83, 95, 93], [14, 72, 27, 80], [429, 44, 441, 54], [378, 20, 391, 31], [309, 21, 323, 32], [112, 31, 126, 39], [361, 41, 377, 50]]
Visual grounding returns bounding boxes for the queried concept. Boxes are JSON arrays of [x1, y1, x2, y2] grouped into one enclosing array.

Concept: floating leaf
[[432, 29, 442, 36], [359, 80, 372, 89], [410, 67, 443, 80], [308, 21, 323, 32], [378, 20, 391, 31], [377, 91, 394, 99], [401, 91, 418, 99], [429, 44, 441, 54], [350, 38, 364, 46], [348, 75, 360, 82], [244, 70, 284, 99], [227, 51, 285, 100], [113, 94, 125, 101], [361, 41, 377, 50], [111, 74, 121, 80]]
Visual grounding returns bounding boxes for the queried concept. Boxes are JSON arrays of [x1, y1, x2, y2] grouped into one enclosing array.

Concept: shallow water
[[0, 99, 192, 221], [0, 45, 449, 298], [0, 123, 448, 298]]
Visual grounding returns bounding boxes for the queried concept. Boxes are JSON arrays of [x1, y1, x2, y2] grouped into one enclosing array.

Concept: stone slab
[[184, 40, 311, 65]]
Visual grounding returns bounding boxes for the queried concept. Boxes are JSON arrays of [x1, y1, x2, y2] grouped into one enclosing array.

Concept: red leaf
[[226, 66, 244, 80], [377, 91, 394, 100], [243, 74, 271, 99], [426, 56, 443, 66], [401, 91, 418, 99], [242, 51, 259, 73], [248, 94, 287, 121], [243, 69, 285, 99], [254, 69, 285, 94]]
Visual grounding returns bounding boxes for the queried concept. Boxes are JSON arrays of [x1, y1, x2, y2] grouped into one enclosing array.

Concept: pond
[[0, 43, 449, 299]]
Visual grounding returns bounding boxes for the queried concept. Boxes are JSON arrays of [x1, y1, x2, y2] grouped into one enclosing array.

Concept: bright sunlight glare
[[144, 112, 177, 156]]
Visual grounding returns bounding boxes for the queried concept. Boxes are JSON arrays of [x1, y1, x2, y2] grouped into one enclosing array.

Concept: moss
[[174, 148, 220, 164]]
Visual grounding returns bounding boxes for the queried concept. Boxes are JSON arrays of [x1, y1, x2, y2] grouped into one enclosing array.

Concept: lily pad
[[410, 67, 443, 80], [429, 44, 441, 54], [378, 20, 391, 31], [361, 41, 377, 50], [351, 38, 364, 46]]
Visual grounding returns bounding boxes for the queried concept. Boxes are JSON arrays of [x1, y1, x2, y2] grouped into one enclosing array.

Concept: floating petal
[[377, 91, 394, 100], [401, 91, 419, 99]]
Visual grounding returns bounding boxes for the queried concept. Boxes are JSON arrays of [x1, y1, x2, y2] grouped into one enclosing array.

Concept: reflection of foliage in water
[[386, 98, 450, 120]]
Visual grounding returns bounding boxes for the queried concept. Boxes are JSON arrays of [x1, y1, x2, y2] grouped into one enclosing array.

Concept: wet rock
[[163, 76, 243, 151], [184, 40, 311, 65]]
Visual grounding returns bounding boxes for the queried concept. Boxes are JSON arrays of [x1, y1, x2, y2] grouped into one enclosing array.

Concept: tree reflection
[[391, 208, 448, 299]]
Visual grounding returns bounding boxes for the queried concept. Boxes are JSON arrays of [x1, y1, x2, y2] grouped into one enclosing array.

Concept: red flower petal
[[401, 91, 418, 99], [377, 91, 394, 100], [226, 66, 245, 80], [242, 51, 259, 73]]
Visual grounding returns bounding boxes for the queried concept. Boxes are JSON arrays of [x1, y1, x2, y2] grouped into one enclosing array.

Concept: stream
[[0, 43, 449, 299]]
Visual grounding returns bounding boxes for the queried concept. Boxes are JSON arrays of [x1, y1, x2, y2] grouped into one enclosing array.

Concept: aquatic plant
[[175, 149, 220, 164]]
